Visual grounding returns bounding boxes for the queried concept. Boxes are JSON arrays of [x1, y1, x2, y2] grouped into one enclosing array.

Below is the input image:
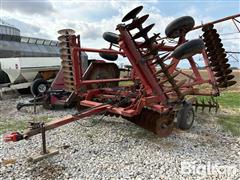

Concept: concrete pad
[[29, 148, 59, 163]]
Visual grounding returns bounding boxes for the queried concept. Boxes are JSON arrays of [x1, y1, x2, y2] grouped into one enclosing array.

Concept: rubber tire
[[30, 78, 48, 96], [176, 102, 195, 130], [99, 48, 118, 61], [103, 32, 119, 44], [0, 70, 10, 83], [165, 16, 195, 38], [171, 39, 205, 59]]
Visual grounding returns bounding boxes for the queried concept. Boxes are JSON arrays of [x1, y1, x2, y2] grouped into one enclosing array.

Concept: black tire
[[176, 101, 194, 130], [30, 78, 48, 96], [165, 16, 195, 38], [171, 39, 205, 59], [0, 70, 10, 83], [99, 48, 118, 61], [103, 32, 119, 44]]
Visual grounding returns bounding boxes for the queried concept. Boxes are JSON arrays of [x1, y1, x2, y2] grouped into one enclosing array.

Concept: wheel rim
[[38, 84, 47, 93]]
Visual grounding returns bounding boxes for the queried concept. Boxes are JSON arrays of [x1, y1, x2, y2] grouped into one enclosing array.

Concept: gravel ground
[[0, 95, 239, 180]]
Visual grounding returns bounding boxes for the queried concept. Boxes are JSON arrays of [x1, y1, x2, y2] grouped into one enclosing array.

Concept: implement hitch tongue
[[4, 123, 59, 162]]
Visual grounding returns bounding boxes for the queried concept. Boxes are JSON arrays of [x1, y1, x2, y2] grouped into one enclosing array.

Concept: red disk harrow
[[4, 6, 239, 160]]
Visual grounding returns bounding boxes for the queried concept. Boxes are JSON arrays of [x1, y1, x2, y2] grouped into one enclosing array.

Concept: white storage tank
[[0, 22, 88, 88]]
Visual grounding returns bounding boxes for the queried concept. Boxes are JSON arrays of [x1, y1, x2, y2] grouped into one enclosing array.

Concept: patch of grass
[[32, 115, 54, 122], [217, 115, 240, 136], [216, 92, 240, 136], [217, 92, 240, 109], [195, 92, 240, 109], [0, 115, 53, 134], [119, 81, 133, 86], [195, 91, 240, 136], [0, 120, 27, 134]]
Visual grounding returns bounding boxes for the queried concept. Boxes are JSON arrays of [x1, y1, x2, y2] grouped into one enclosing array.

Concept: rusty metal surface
[[124, 108, 174, 137], [58, 29, 77, 92], [202, 24, 236, 88]]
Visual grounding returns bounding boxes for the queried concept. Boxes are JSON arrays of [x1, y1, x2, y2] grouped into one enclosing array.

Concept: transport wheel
[[176, 101, 195, 130], [171, 39, 205, 59], [31, 78, 48, 96], [0, 70, 10, 83], [99, 48, 118, 61], [165, 16, 195, 38], [103, 32, 119, 44]]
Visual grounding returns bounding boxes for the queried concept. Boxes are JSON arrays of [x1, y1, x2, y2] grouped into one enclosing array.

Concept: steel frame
[[5, 13, 239, 143]]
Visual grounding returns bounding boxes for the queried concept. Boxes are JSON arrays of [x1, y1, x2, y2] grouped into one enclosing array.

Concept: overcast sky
[[0, 0, 239, 67]]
